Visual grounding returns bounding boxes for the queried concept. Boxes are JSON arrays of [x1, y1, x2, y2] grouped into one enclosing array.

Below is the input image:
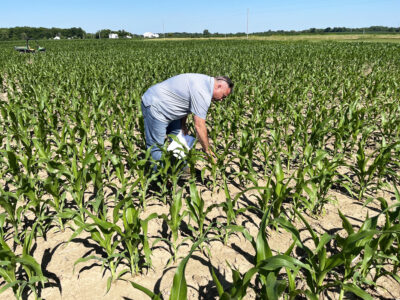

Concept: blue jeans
[[141, 102, 181, 162]]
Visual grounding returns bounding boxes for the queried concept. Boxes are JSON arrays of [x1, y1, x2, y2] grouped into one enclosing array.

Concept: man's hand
[[206, 149, 217, 164], [194, 115, 212, 155], [193, 115, 217, 164]]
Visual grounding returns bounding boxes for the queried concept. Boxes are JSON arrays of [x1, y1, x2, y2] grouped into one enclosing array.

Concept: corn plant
[[294, 149, 343, 214], [152, 146, 177, 203], [211, 209, 311, 299], [270, 157, 292, 219], [205, 140, 236, 192], [0, 189, 24, 243], [130, 235, 206, 300], [2, 148, 51, 237], [70, 200, 156, 292], [217, 175, 247, 244], [354, 196, 400, 285], [350, 139, 400, 200], [232, 128, 259, 184], [0, 220, 47, 300], [185, 180, 215, 239], [158, 187, 189, 262], [127, 148, 157, 209], [43, 175, 68, 230], [279, 208, 378, 299]]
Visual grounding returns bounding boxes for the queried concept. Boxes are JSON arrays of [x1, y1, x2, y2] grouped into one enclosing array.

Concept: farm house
[[143, 32, 159, 38]]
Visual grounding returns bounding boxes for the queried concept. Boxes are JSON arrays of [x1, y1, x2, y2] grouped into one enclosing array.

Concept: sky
[[1, 0, 399, 34]]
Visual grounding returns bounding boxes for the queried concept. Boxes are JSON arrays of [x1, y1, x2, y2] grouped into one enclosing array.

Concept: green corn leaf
[[130, 281, 162, 300], [0, 280, 21, 294], [22, 225, 37, 257], [275, 217, 301, 242], [391, 273, 400, 284], [294, 208, 318, 246], [16, 254, 47, 284], [125, 206, 138, 226], [169, 236, 205, 300], [303, 290, 319, 300], [230, 265, 257, 299], [116, 268, 130, 280], [47, 160, 71, 177], [342, 283, 373, 300], [225, 225, 253, 242], [211, 267, 224, 297], [220, 293, 233, 300], [315, 233, 334, 255], [340, 230, 377, 252], [338, 210, 354, 235], [6, 151, 19, 175], [256, 208, 273, 263], [257, 255, 313, 273], [32, 138, 48, 159], [106, 275, 113, 293], [73, 255, 105, 273], [266, 272, 287, 300], [0, 197, 16, 223], [360, 240, 377, 273], [360, 213, 378, 231], [321, 254, 344, 277]]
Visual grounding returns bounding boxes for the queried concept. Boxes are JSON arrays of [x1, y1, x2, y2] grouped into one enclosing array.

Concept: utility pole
[[163, 22, 165, 40], [247, 8, 249, 39]]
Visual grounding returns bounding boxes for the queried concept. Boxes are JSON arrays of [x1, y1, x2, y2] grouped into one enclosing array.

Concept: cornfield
[[0, 38, 399, 299]]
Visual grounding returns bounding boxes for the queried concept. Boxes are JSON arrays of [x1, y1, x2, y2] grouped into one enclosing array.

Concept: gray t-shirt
[[142, 73, 214, 123]]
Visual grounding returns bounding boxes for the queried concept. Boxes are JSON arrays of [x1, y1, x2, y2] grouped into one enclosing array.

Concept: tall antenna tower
[[247, 8, 249, 39]]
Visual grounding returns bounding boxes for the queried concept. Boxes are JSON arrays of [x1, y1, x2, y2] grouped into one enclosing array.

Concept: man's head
[[212, 76, 234, 101]]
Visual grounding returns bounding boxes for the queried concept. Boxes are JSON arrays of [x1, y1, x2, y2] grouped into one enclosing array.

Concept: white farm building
[[109, 33, 118, 39], [143, 32, 159, 38]]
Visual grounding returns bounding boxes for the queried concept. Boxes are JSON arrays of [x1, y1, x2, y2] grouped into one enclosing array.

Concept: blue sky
[[1, 0, 399, 34]]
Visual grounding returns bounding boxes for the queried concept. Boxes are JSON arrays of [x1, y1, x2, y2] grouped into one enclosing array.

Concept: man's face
[[212, 81, 231, 102]]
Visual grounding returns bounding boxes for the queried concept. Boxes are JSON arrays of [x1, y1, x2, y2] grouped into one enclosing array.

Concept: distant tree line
[[253, 26, 400, 36], [0, 27, 139, 41], [164, 26, 400, 38], [0, 27, 88, 40], [0, 26, 399, 41]]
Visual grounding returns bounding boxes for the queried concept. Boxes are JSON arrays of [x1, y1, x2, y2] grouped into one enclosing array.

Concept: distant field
[[145, 33, 400, 43], [248, 33, 400, 42]]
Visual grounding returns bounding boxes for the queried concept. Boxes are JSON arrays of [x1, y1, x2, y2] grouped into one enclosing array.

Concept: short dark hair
[[215, 76, 234, 92]]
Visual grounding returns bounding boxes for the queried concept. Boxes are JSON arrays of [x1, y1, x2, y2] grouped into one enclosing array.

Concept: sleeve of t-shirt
[[189, 79, 212, 120]]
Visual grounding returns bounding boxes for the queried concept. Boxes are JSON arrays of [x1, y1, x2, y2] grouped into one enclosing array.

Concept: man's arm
[[193, 115, 215, 162]]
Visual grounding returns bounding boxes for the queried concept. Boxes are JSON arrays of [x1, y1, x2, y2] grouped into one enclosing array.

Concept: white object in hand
[[167, 130, 195, 158]]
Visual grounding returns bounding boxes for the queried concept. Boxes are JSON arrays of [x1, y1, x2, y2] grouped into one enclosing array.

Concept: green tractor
[[14, 38, 45, 53]]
